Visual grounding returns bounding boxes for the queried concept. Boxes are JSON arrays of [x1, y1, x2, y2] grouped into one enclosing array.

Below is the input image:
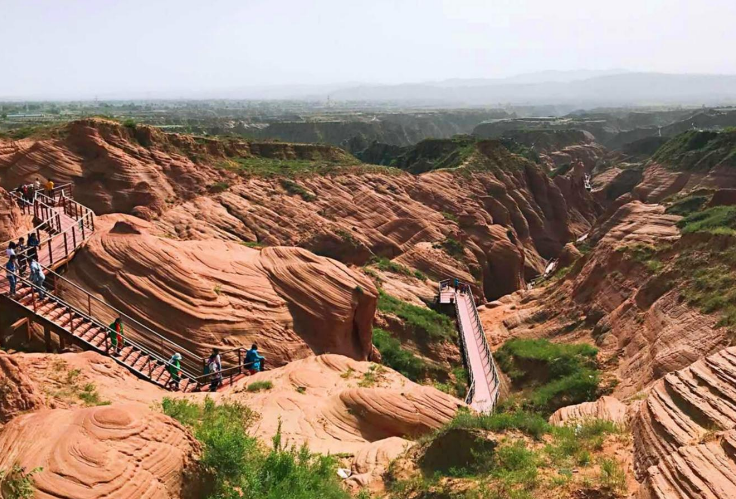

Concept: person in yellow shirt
[[45, 179, 54, 200]]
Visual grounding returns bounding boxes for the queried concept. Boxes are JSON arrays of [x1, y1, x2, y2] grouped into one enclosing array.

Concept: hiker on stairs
[[29, 259, 45, 298], [5, 256, 17, 297], [166, 353, 182, 391], [244, 343, 265, 375], [108, 317, 125, 356]]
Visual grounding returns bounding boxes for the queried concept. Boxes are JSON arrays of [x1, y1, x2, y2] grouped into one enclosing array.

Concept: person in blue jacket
[[244, 343, 265, 375]]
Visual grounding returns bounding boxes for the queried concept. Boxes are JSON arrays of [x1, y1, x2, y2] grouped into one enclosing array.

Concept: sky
[[2, 0, 736, 99]]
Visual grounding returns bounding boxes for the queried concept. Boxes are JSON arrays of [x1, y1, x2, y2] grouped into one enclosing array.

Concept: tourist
[[5, 256, 17, 297], [16, 237, 27, 276], [27, 233, 39, 261], [45, 179, 54, 200], [34, 178, 41, 192], [166, 353, 182, 391], [244, 343, 265, 375], [453, 277, 459, 291], [6, 242, 16, 260], [208, 354, 222, 392], [29, 258, 45, 297], [108, 317, 124, 355]]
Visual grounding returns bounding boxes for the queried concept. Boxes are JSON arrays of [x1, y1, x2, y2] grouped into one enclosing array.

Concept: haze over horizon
[[2, 0, 736, 100]]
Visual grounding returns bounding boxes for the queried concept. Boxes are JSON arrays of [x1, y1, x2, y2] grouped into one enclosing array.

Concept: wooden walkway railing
[[438, 279, 501, 413], [2, 190, 255, 392]]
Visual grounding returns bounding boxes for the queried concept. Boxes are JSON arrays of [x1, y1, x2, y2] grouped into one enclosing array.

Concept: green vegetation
[[615, 243, 664, 273], [394, 411, 627, 498], [653, 129, 736, 171], [246, 381, 273, 392], [434, 366, 469, 399], [47, 361, 110, 406], [446, 408, 550, 440], [0, 465, 42, 499], [436, 237, 465, 259], [678, 245, 736, 327], [372, 328, 430, 381], [122, 118, 137, 129], [358, 364, 386, 388], [677, 205, 736, 235], [209, 181, 230, 193], [442, 211, 459, 223], [161, 398, 350, 499], [495, 338, 600, 415], [377, 291, 455, 343], [665, 194, 708, 216], [498, 138, 541, 164], [241, 241, 266, 249], [216, 155, 398, 178], [391, 136, 478, 174], [280, 179, 316, 201], [548, 162, 573, 179], [369, 257, 426, 280]]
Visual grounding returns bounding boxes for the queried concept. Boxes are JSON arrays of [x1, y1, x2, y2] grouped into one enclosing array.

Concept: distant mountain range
[[6, 71, 736, 108], [326, 72, 736, 107]]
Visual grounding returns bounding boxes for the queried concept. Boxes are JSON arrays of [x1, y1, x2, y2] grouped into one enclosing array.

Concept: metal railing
[[439, 278, 501, 412], [3, 190, 260, 391], [3, 270, 196, 388]]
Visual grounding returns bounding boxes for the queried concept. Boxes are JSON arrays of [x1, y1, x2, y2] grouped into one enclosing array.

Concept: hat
[[173, 353, 182, 360]]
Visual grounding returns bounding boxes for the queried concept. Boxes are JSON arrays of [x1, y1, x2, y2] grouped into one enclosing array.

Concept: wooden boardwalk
[[439, 281, 501, 413], [1, 191, 249, 392]]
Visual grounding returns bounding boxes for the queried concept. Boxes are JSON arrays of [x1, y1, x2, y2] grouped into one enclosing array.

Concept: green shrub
[[209, 181, 230, 193], [438, 237, 465, 259], [548, 162, 573, 179], [0, 465, 41, 499], [677, 205, 736, 235], [377, 291, 455, 342], [280, 179, 316, 201], [495, 338, 600, 415], [447, 409, 550, 440], [247, 381, 273, 392], [598, 458, 627, 495], [372, 328, 428, 381], [161, 399, 350, 499], [369, 257, 426, 280], [665, 195, 708, 216]]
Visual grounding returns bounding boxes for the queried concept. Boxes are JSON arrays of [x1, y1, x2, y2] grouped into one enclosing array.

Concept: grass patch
[[358, 364, 386, 388], [599, 458, 627, 495], [246, 380, 273, 392], [653, 129, 736, 171], [46, 361, 110, 406], [446, 408, 550, 440], [434, 366, 470, 399], [495, 338, 599, 415], [441, 211, 459, 223], [161, 398, 350, 499], [280, 179, 316, 201], [369, 257, 426, 280], [665, 194, 708, 216], [436, 237, 465, 259], [241, 241, 266, 248], [377, 291, 455, 343], [209, 181, 230, 193], [677, 205, 736, 235], [678, 246, 736, 327], [372, 328, 429, 381]]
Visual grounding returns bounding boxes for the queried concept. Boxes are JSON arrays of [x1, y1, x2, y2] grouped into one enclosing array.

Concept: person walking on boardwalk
[[26, 233, 39, 261], [108, 317, 124, 355], [244, 343, 265, 375], [5, 256, 17, 297], [166, 353, 182, 391], [45, 179, 54, 200], [16, 237, 27, 276], [29, 258, 45, 298], [208, 354, 222, 392]]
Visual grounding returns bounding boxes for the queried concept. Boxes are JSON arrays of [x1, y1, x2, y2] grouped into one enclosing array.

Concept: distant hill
[[329, 73, 736, 108]]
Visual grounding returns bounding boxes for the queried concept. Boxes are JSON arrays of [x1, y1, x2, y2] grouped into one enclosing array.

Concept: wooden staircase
[[2, 186, 252, 392]]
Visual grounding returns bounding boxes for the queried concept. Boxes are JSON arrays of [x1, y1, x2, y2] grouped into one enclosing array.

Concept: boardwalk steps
[[1, 187, 251, 392]]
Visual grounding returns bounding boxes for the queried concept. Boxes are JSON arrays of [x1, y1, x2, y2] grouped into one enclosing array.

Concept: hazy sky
[[2, 0, 735, 98]]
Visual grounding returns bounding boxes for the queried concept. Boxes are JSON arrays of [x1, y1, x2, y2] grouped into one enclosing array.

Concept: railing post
[[48, 239, 53, 266], [87, 295, 91, 316], [81, 220, 86, 240], [72, 226, 77, 248], [63, 232, 68, 257]]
